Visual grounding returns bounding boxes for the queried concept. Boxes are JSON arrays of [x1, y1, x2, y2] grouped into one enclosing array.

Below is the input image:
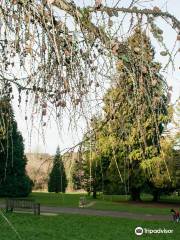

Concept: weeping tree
[[0, 97, 33, 197], [0, 1, 179, 118], [0, 1, 180, 197], [48, 146, 67, 193]]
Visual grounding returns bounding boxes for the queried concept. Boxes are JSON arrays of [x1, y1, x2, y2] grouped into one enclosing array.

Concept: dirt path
[[41, 206, 171, 221], [0, 204, 171, 221]]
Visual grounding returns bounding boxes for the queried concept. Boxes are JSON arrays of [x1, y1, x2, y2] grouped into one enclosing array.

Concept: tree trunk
[[130, 188, 141, 201], [93, 189, 97, 199], [152, 190, 160, 202]]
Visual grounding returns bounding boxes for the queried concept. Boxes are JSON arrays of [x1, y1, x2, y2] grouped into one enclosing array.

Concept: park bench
[[5, 198, 40, 215], [79, 197, 87, 208]]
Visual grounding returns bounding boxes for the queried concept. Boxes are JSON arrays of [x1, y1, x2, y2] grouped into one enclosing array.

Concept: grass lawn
[[0, 212, 179, 240], [1, 192, 180, 216], [28, 192, 180, 216]]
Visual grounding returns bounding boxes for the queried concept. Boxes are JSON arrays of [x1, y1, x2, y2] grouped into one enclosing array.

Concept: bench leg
[[6, 207, 13, 213], [37, 204, 40, 215], [33, 204, 40, 215], [6, 204, 9, 213], [5, 200, 9, 213], [33, 205, 36, 215]]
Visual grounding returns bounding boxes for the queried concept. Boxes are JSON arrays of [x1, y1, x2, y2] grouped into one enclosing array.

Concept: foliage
[[72, 118, 111, 198], [173, 98, 180, 148], [107, 29, 172, 200], [0, 98, 33, 197], [48, 146, 67, 193], [77, 29, 172, 200], [72, 151, 84, 190]]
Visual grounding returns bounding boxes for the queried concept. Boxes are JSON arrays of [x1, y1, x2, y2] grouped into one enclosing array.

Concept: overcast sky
[[13, 0, 180, 155]]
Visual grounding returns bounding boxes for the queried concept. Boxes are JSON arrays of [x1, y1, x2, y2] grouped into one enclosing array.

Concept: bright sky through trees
[[11, 0, 180, 154]]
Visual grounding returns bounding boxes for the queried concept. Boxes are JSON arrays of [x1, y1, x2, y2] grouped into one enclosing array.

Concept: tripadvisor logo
[[135, 227, 143, 236], [135, 226, 174, 236]]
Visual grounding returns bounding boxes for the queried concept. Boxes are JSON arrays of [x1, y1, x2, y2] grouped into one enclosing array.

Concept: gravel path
[[0, 204, 171, 221]]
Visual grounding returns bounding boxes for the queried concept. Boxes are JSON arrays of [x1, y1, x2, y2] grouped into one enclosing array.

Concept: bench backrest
[[7, 198, 36, 209]]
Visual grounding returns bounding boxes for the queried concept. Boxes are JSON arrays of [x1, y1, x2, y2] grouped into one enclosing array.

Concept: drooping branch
[[0, 0, 179, 125], [51, 1, 180, 48], [93, 7, 180, 30]]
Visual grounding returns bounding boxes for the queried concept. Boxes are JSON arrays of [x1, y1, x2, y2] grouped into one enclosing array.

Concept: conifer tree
[[48, 147, 67, 193], [0, 97, 33, 197], [100, 28, 171, 200], [79, 28, 171, 200]]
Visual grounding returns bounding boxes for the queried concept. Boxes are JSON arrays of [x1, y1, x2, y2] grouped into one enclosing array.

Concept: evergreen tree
[[79, 28, 171, 200], [48, 147, 67, 193], [100, 28, 171, 200], [72, 29, 173, 200], [0, 98, 33, 197]]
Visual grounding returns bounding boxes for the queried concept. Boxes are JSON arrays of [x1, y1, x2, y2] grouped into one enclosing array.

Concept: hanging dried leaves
[[0, 0, 179, 128]]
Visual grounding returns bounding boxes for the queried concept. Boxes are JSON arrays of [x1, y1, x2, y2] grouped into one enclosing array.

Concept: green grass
[[88, 200, 170, 215], [1, 192, 179, 216], [0, 212, 179, 240], [28, 192, 179, 216], [30, 192, 86, 207]]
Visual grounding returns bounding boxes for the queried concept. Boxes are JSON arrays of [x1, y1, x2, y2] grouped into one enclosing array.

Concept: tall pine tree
[[0, 97, 33, 197], [48, 147, 67, 193]]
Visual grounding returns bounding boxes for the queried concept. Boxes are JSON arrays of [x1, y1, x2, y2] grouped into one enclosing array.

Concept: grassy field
[[0, 212, 179, 240], [27, 192, 180, 215], [1, 192, 180, 216], [0, 193, 179, 240]]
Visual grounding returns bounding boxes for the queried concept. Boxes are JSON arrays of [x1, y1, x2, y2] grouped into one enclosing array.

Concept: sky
[[13, 0, 180, 155]]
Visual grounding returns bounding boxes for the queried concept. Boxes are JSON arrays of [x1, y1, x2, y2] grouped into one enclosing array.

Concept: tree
[[142, 137, 176, 201], [0, 1, 179, 123], [174, 98, 180, 148], [81, 29, 171, 201], [72, 150, 84, 190], [73, 117, 111, 198], [0, 98, 33, 197], [1, 1, 179, 199], [48, 146, 67, 193], [81, 152, 110, 199]]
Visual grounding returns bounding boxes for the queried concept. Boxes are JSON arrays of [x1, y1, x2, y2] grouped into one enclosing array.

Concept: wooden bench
[[5, 198, 40, 215]]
